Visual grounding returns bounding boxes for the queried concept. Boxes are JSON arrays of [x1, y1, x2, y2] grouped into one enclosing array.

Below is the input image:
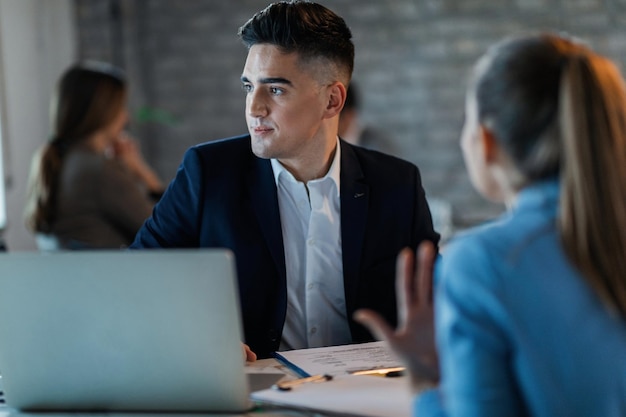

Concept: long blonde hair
[[559, 49, 626, 316], [475, 34, 626, 317]]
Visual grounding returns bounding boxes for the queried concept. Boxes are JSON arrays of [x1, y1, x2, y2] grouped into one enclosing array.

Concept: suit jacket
[[131, 134, 439, 358]]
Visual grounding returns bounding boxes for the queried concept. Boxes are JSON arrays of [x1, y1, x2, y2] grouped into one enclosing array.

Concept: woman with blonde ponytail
[[356, 33, 626, 417], [24, 62, 164, 249]]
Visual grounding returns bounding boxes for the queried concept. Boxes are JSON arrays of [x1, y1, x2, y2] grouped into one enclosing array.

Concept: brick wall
[[74, 0, 626, 235]]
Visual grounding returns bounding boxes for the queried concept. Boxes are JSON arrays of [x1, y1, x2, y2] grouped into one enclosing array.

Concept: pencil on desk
[[272, 374, 333, 391], [349, 366, 405, 377]]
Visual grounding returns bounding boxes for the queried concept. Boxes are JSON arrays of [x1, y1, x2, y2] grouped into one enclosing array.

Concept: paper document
[[274, 340, 403, 376], [252, 373, 413, 417]]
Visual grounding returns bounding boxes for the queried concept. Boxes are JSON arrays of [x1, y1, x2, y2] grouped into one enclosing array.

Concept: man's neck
[[279, 137, 338, 183]]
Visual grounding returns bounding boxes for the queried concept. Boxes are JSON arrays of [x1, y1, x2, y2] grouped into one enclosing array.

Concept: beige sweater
[[48, 149, 155, 249]]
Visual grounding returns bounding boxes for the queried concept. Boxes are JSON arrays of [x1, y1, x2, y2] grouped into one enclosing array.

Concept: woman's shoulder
[[440, 209, 551, 283], [61, 150, 109, 184], [443, 215, 515, 266], [64, 150, 138, 191]]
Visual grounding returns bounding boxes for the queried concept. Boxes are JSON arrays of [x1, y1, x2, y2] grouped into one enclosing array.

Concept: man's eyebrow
[[260, 77, 292, 85], [240, 76, 292, 85]]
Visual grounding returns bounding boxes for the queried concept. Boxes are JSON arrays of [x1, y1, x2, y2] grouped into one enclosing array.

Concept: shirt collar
[[270, 137, 341, 196]]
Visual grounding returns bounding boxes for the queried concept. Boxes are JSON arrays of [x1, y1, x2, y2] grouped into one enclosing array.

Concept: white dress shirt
[[272, 139, 352, 350]]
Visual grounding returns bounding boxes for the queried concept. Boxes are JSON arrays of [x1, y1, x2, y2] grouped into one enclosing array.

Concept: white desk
[[0, 359, 311, 417], [0, 357, 413, 417], [0, 409, 314, 417]]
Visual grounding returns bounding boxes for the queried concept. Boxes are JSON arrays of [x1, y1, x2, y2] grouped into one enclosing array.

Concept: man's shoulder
[[183, 134, 258, 169], [342, 140, 418, 176], [191, 134, 252, 154], [180, 134, 272, 180]]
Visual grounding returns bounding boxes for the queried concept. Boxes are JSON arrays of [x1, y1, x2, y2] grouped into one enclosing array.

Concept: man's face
[[241, 44, 329, 162]]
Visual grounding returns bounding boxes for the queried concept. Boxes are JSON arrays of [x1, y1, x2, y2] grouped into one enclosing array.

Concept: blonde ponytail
[[558, 53, 626, 317]]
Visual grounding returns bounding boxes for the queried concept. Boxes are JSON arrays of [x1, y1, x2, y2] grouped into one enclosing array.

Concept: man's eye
[[270, 87, 283, 95], [242, 84, 252, 93]]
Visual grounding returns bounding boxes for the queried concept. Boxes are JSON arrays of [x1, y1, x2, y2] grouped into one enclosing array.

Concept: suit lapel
[[248, 156, 286, 283], [340, 141, 369, 314]]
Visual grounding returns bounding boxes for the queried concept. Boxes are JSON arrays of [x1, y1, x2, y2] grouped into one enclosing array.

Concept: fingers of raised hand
[[353, 309, 395, 343], [416, 241, 436, 305], [395, 248, 415, 324]]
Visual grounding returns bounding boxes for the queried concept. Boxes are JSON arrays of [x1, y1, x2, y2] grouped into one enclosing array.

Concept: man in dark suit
[[131, 1, 439, 359]]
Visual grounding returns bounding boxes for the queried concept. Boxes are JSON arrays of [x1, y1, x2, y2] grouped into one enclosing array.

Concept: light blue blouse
[[416, 180, 626, 417]]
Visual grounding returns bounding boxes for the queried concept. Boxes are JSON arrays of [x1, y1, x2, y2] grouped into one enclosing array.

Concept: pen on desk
[[349, 366, 405, 377], [272, 374, 333, 391], [271, 352, 311, 378]]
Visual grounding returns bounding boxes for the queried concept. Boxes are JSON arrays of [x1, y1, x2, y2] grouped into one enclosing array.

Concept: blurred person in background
[[339, 82, 398, 156], [24, 62, 164, 249]]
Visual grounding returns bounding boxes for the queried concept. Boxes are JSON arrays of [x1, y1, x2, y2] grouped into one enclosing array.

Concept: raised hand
[[354, 241, 439, 391], [112, 132, 164, 194]]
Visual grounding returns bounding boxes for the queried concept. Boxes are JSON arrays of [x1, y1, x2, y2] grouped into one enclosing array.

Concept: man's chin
[[250, 140, 274, 160]]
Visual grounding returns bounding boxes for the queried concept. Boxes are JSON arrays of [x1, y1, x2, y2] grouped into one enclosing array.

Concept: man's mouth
[[253, 126, 274, 134]]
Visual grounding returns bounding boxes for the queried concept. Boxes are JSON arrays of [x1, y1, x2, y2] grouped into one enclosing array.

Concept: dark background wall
[[74, 0, 626, 235]]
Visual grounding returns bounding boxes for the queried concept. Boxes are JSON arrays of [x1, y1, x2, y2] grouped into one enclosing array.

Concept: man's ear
[[324, 82, 347, 119], [479, 124, 500, 164]]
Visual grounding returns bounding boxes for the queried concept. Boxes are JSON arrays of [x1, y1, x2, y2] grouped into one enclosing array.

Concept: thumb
[[354, 309, 395, 342]]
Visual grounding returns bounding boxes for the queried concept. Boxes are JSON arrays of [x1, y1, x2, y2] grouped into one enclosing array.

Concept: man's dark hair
[[238, 1, 354, 83]]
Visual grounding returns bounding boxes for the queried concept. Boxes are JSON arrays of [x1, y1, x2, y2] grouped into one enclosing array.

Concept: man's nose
[[247, 90, 268, 118]]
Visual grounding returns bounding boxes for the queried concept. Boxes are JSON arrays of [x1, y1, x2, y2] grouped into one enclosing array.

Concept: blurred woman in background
[[25, 61, 164, 249]]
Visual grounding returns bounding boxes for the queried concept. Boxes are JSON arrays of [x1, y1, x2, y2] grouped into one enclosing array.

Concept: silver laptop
[[0, 249, 251, 412]]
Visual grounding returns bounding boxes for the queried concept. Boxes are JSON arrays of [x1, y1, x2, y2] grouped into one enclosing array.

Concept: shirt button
[[307, 283, 314, 290], [267, 328, 278, 342], [308, 238, 316, 246], [310, 327, 317, 334]]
